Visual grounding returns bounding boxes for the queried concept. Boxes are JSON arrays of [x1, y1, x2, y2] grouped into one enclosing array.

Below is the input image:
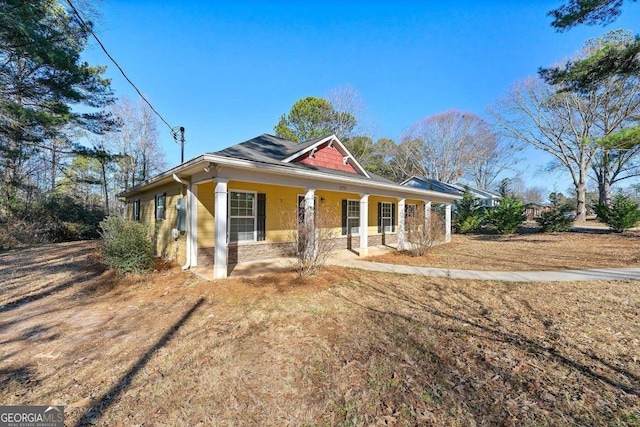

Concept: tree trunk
[[597, 149, 612, 206], [100, 160, 109, 215], [50, 146, 58, 193], [575, 178, 587, 222]]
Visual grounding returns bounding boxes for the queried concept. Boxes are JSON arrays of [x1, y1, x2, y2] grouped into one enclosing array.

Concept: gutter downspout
[[172, 174, 191, 270]]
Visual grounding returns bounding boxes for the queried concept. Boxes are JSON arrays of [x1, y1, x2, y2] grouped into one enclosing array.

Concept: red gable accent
[[296, 143, 358, 174]]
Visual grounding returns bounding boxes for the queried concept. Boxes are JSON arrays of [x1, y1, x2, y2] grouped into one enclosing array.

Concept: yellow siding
[[196, 181, 215, 248], [229, 181, 305, 242], [127, 179, 428, 264], [130, 183, 187, 264], [314, 190, 359, 236]]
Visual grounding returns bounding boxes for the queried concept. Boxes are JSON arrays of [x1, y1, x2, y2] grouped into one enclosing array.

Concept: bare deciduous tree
[[281, 201, 339, 277], [492, 77, 598, 221], [326, 85, 379, 140], [106, 97, 165, 191], [401, 110, 498, 184], [405, 205, 445, 257], [466, 136, 522, 190], [493, 44, 640, 220]]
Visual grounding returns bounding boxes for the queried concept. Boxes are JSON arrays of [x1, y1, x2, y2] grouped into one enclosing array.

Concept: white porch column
[[359, 194, 369, 256], [304, 188, 316, 257], [423, 201, 432, 233], [189, 184, 199, 266], [214, 179, 229, 279], [397, 198, 406, 250], [445, 203, 452, 243]]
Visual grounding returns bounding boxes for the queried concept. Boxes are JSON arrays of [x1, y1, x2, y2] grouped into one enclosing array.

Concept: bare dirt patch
[[368, 230, 640, 271], [1, 242, 638, 426]]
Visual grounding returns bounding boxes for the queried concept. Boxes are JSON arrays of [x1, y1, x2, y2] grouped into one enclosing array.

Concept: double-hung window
[[155, 193, 166, 220], [346, 200, 360, 235], [377, 202, 395, 233], [229, 191, 256, 242], [380, 202, 393, 232]]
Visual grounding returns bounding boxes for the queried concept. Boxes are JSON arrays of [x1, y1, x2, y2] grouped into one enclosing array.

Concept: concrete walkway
[[323, 246, 640, 282], [327, 257, 640, 282]]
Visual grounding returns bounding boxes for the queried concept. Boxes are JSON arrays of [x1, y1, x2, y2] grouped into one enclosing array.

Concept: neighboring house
[[402, 176, 464, 197], [119, 134, 461, 279], [453, 182, 502, 207], [525, 203, 550, 220], [401, 177, 501, 207]]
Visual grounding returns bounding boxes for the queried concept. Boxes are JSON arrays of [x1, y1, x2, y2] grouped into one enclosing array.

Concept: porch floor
[[189, 244, 398, 281]]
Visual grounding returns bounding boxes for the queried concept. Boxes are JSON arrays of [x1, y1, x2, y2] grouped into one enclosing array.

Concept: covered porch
[[184, 174, 453, 279]]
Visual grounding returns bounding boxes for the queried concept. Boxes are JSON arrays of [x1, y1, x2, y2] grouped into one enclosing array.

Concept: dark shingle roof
[[211, 134, 393, 183], [213, 134, 296, 164]]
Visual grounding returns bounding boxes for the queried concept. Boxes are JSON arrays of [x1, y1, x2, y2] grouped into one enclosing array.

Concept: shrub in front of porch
[[405, 205, 445, 257], [282, 204, 339, 277], [98, 216, 155, 275]]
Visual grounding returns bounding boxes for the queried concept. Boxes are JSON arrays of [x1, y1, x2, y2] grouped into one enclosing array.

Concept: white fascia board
[[280, 135, 334, 163], [281, 135, 371, 179], [117, 155, 208, 197], [204, 154, 460, 203], [119, 153, 461, 203]]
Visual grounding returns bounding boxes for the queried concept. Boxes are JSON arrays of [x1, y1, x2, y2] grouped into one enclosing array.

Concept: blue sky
[[83, 0, 640, 193]]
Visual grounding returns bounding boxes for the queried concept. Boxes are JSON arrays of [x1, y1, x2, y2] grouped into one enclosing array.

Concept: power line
[[64, 0, 175, 132]]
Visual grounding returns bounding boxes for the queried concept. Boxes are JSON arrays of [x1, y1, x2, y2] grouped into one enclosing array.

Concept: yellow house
[[119, 134, 460, 278]]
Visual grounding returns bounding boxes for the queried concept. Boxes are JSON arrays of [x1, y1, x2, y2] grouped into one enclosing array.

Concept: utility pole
[[172, 126, 186, 164]]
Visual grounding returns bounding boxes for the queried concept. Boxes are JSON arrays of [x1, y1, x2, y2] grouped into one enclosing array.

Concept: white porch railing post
[[304, 188, 316, 258], [445, 203, 452, 243], [359, 194, 369, 256], [397, 198, 406, 250], [214, 179, 229, 279]]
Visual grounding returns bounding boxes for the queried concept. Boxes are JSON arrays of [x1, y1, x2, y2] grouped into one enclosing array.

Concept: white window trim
[[347, 198, 360, 236], [380, 202, 393, 233], [155, 193, 166, 221], [228, 190, 257, 243]]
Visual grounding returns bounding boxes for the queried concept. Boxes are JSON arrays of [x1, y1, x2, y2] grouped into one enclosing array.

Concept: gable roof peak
[[281, 134, 370, 178]]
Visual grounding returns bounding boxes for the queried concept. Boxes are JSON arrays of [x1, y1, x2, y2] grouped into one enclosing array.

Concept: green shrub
[[485, 196, 526, 235], [536, 194, 573, 232], [593, 195, 640, 233], [98, 216, 155, 275], [453, 188, 485, 233]]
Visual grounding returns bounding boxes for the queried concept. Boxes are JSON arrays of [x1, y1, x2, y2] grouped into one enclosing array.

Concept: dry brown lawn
[[368, 229, 640, 271], [0, 241, 639, 426]]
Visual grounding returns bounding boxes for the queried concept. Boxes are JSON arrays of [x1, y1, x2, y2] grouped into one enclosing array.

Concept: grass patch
[[0, 242, 638, 426], [368, 230, 640, 271]]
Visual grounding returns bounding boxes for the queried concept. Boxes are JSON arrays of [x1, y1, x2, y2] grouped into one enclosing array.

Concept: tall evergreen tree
[[274, 96, 355, 142], [0, 0, 114, 209]]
